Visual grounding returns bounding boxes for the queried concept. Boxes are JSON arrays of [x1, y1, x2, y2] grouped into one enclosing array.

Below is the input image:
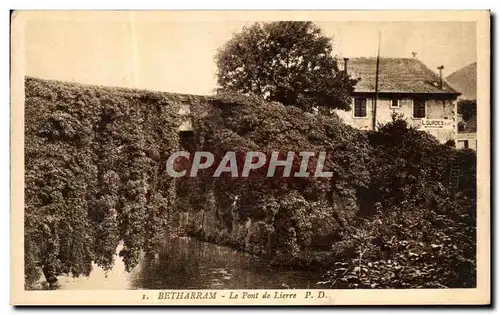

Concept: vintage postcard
[[10, 10, 490, 305]]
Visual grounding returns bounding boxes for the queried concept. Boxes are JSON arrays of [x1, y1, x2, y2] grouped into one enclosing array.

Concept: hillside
[[445, 62, 477, 100]]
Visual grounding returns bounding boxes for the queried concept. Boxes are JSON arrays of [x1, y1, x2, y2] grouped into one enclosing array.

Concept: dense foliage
[[322, 117, 477, 288], [215, 22, 357, 112], [181, 98, 477, 288], [24, 77, 194, 289], [25, 77, 476, 290], [179, 92, 370, 261]]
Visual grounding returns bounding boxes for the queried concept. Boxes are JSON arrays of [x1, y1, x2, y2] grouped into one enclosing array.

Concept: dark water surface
[[59, 237, 327, 290]]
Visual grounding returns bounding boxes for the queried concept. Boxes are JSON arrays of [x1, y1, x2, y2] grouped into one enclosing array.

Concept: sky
[[23, 11, 477, 96]]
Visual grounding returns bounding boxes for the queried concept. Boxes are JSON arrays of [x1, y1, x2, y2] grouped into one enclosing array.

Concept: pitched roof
[[446, 62, 477, 100], [346, 57, 460, 95]]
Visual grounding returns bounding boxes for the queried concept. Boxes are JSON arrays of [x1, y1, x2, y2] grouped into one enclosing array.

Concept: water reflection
[[59, 237, 326, 290], [57, 244, 134, 289], [131, 237, 325, 290]]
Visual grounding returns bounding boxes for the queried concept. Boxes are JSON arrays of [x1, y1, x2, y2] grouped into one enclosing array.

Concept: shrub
[[323, 116, 477, 288]]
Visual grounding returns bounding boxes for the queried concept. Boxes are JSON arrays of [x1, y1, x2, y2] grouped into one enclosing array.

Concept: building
[[334, 57, 461, 144], [446, 62, 477, 150], [456, 113, 477, 150]]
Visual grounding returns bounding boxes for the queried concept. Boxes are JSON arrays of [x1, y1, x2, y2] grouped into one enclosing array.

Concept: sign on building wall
[[418, 119, 454, 130]]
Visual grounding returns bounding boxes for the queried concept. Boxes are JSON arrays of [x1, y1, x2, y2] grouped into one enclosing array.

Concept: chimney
[[437, 65, 444, 89], [412, 52, 417, 58], [343, 58, 349, 73]]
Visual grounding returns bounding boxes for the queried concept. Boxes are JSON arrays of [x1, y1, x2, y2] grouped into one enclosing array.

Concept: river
[[57, 237, 328, 290]]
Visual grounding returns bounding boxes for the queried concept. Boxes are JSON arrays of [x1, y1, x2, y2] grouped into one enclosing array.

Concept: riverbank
[[180, 218, 334, 272]]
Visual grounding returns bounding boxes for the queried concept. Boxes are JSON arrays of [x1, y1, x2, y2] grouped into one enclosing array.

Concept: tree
[[215, 21, 357, 112], [458, 99, 477, 121], [366, 114, 455, 209]]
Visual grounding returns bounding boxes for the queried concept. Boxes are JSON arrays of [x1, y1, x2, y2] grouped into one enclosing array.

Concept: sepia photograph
[[10, 10, 490, 305]]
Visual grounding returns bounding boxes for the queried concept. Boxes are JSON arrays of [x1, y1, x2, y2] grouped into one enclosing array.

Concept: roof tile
[[347, 57, 460, 95]]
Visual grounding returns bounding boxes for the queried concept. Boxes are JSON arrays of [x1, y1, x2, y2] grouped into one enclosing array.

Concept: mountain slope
[[445, 62, 477, 100]]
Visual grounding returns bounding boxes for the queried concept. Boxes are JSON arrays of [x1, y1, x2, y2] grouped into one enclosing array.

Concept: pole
[[437, 65, 444, 90], [373, 32, 381, 130]]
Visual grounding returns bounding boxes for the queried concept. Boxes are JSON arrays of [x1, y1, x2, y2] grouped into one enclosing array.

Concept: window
[[391, 99, 400, 108], [413, 99, 426, 118], [354, 98, 367, 117], [458, 140, 469, 149]]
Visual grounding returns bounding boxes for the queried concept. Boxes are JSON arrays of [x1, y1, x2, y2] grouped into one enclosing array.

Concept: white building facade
[[334, 57, 461, 144]]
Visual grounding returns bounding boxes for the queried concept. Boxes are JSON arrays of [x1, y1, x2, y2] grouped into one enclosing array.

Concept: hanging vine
[[24, 77, 184, 287]]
